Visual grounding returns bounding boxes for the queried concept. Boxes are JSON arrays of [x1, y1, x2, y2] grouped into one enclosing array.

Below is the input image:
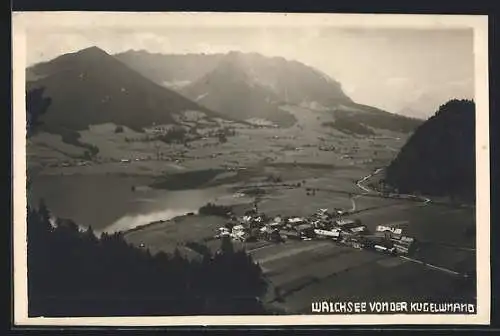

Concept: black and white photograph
[[12, 12, 490, 325]]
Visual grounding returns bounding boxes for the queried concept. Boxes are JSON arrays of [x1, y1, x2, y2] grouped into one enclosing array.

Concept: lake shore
[[28, 171, 256, 232]]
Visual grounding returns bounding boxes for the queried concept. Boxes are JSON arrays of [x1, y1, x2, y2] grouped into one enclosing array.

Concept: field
[[124, 214, 228, 258], [248, 239, 474, 314], [27, 105, 476, 314], [27, 106, 405, 176]]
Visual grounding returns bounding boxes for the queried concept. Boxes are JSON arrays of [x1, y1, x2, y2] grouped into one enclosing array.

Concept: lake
[[28, 174, 252, 233]]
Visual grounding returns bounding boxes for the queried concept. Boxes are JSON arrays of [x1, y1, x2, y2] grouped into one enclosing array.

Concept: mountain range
[[26, 46, 422, 134], [117, 49, 423, 131], [114, 50, 356, 127], [115, 50, 353, 106]]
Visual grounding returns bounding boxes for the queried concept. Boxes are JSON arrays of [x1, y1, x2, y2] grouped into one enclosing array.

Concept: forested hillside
[[384, 99, 475, 202]]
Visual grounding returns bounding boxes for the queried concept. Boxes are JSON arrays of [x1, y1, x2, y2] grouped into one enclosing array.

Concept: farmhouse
[[335, 218, 358, 227], [280, 228, 301, 240], [392, 236, 417, 255], [314, 228, 341, 240], [375, 225, 403, 240], [288, 217, 307, 226]]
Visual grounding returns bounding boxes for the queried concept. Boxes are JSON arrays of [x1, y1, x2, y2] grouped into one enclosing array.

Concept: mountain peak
[[226, 50, 244, 57], [76, 46, 109, 57], [26, 45, 220, 133], [222, 50, 246, 63]]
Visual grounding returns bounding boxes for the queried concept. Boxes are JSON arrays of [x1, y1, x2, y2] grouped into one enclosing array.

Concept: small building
[[260, 225, 273, 234], [335, 218, 358, 227], [310, 220, 321, 228], [231, 225, 248, 241], [288, 217, 306, 226], [260, 226, 282, 242], [215, 227, 231, 239], [269, 221, 283, 229], [375, 225, 403, 240], [357, 234, 391, 249], [295, 224, 316, 239], [316, 208, 328, 216], [351, 241, 363, 249], [314, 228, 341, 240], [392, 236, 417, 255], [350, 225, 368, 235], [280, 228, 301, 240]]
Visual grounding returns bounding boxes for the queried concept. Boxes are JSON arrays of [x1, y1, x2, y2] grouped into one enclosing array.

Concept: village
[[215, 201, 417, 257]]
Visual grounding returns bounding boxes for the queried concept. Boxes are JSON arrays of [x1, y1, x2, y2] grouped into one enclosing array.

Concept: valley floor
[[26, 107, 477, 314]]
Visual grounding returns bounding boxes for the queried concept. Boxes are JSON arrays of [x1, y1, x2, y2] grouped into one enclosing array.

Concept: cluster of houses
[[215, 205, 417, 256]]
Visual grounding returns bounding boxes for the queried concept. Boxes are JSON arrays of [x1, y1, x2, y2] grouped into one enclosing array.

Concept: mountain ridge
[[114, 50, 358, 126], [178, 51, 297, 126], [116, 50, 353, 108], [26, 46, 227, 134]]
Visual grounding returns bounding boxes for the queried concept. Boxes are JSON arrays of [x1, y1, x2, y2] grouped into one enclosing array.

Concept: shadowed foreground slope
[[27, 202, 269, 316]]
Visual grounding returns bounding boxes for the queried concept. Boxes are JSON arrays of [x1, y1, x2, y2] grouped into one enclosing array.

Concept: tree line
[[27, 201, 269, 316]]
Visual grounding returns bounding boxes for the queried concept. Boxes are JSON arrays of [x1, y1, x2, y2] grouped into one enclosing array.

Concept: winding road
[[355, 167, 432, 206], [356, 168, 383, 193]]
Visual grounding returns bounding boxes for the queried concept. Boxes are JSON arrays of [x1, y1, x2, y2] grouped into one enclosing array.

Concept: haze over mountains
[[115, 50, 358, 127], [115, 50, 353, 107], [26, 46, 425, 136], [399, 85, 475, 120], [115, 49, 422, 129], [178, 52, 296, 126]]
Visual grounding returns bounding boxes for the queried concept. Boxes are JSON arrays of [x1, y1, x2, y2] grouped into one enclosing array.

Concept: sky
[[23, 17, 475, 118]]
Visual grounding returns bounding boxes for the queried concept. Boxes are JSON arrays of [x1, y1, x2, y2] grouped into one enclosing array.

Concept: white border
[[12, 12, 490, 326]]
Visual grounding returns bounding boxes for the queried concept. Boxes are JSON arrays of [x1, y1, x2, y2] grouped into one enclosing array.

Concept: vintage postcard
[[12, 12, 490, 326]]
